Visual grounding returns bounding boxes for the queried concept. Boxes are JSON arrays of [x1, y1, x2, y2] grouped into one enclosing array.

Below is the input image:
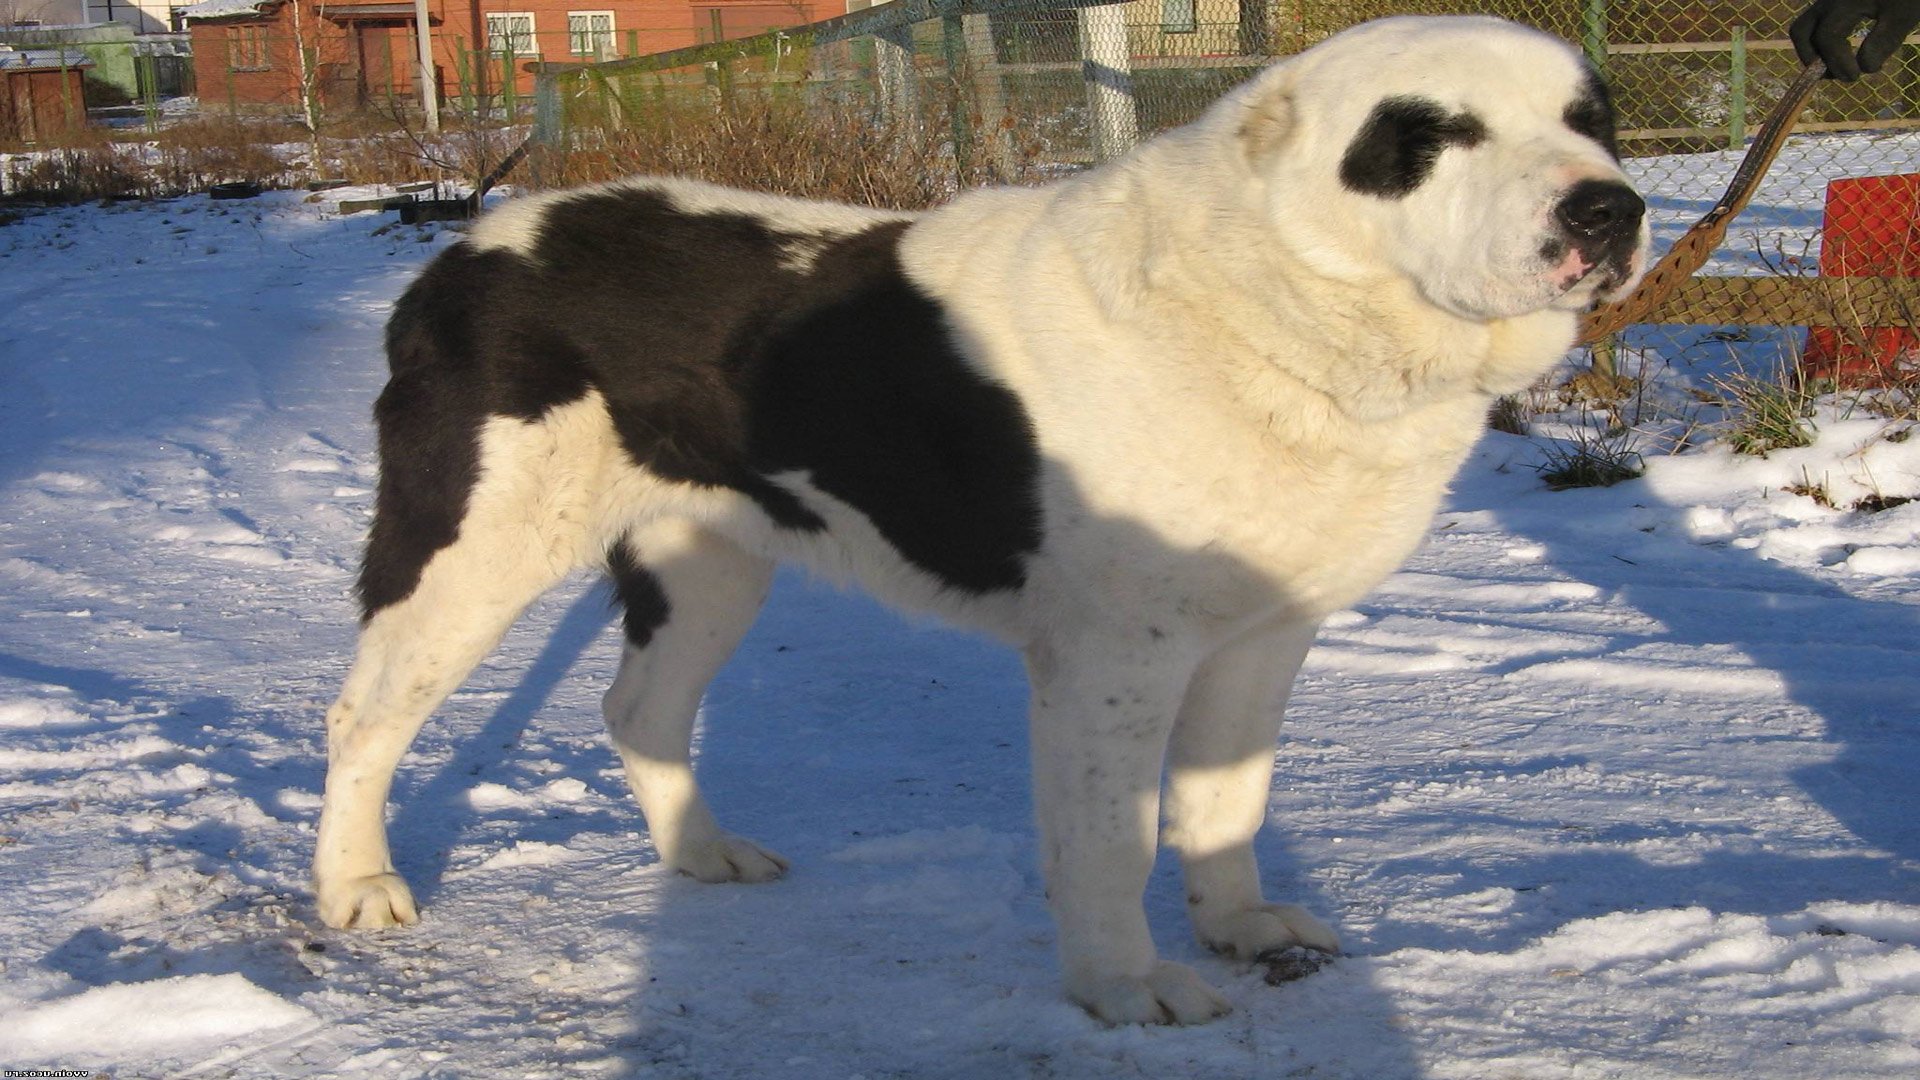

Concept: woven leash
[[1576, 62, 1829, 344]]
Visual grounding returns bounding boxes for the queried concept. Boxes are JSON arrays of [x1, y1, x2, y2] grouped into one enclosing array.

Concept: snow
[[0, 973, 315, 1062], [176, 0, 281, 19], [0, 149, 1917, 1078]]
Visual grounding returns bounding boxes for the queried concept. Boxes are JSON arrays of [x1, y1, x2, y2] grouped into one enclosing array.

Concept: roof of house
[[0, 48, 96, 71], [178, 0, 284, 20]]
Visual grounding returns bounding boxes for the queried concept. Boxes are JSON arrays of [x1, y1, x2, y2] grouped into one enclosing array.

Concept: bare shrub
[[149, 117, 304, 193], [533, 87, 995, 211], [3, 139, 151, 203], [4, 118, 308, 202]]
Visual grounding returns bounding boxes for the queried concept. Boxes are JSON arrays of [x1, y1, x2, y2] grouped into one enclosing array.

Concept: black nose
[[1554, 179, 1645, 240]]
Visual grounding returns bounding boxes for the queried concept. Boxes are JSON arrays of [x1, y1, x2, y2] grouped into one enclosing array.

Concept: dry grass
[[0, 111, 486, 203], [533, 85, 1006, 211], [3, 117, 304, 202], [1488, 395, 1531, 435], [4, 64, 1022, 212], [149, 117, 304, 193], [2, 142, 153, 203], [1711, 368, 1818, 456], [1534, 420, 1646, 490]]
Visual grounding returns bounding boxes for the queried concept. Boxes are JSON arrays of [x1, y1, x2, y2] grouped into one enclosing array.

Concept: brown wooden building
[[0, 47, 93, 144]]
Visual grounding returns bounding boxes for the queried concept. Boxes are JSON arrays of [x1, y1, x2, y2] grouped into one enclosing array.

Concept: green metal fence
[[525, 0, 1918, 365]]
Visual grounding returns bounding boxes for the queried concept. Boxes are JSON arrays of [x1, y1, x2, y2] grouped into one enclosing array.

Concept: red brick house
[[180, 0, 823, 110]]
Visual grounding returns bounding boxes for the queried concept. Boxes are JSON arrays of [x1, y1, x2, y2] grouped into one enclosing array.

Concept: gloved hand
[[1790, 0, 1920, 80]]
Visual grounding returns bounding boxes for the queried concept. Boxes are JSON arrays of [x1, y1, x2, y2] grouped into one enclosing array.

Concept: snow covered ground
[[0, 147, 1917, 1079]]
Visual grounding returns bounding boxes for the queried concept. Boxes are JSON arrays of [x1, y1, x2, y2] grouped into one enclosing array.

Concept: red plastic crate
[[1803, 173, 1920, 384]]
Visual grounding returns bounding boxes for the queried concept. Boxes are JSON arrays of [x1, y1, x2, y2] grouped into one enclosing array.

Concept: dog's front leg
[[1025, 634, 1232, 1026], [1164, 619, 1341, 964]]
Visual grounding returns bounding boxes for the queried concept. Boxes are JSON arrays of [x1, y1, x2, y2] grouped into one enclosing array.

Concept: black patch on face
[[1339, 96, 1487, 199], [357, 186, 1043, 617], [605, 540, 671, 649], [1564, 69, 1620, 159]]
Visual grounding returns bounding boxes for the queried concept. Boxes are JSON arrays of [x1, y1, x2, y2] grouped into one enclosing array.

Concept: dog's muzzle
[[1552, 179, 1647, 291]]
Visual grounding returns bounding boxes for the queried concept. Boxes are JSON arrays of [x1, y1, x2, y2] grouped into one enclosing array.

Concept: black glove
[[1791, 0, 1920, 80]]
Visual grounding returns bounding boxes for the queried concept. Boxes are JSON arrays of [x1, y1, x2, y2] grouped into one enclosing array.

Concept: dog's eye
[[1339, 97, 1488, 199], [1564, 72, 1620, 160]]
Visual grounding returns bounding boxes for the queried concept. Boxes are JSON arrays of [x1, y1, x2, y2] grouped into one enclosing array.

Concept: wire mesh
[[170, 2, 1918, 371]]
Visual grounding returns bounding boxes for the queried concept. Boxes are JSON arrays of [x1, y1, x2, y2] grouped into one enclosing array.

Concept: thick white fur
[[315, 17, 1648, 1026]]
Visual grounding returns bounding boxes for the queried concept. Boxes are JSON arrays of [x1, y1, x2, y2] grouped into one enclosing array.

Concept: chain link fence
[[511, 0, 1917, 376], [158, 2, 1917, 373]]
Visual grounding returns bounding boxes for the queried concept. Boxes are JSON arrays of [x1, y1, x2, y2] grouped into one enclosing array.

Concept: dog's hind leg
[[315, 409, 594, 930], [602, 519, 785, 883], [1163, 618, 1340, 962]]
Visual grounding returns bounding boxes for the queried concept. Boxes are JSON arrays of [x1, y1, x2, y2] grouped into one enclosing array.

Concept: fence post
[[593, 69, 626, 131], [387, 28, 400, 108], [455, 40, 473, 114], [876, 23, 918, 129], [1238, 0, 1273, 57], [962, 13, 1016, 180], [58, 47, 75, 134], [941, 13, 974, 175], [531, 69, 562, 187], [139, 51, 159, 134], [1581, 0, 1608, 77], [1078, 3, 1137, 162], [1728, 25, 1748, 150], [502, 48, 517, 118]]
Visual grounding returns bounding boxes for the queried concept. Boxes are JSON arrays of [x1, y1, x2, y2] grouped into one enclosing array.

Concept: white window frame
[[485, 12, 537, 57], [568, 11, 617, 58]]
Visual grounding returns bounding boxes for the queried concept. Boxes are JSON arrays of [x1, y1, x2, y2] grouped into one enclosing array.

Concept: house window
[[486, 12, 537, 57], [227, 24, 271, 71], [1162, 0, 1197, 34], [568, 11, 616, 58]]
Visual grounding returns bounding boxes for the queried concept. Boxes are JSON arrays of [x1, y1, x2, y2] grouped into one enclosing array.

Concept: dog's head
[[1231, 16, 1650, 322]]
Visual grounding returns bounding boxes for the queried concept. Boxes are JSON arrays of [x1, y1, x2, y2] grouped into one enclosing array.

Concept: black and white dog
[[315, 16, 1647, 1025]]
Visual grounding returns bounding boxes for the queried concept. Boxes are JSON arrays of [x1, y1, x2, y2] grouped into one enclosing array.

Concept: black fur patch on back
[[1339, 96, 1487, 199], [358, 185, 1043, 618], [606, 540, 671, 649], [358, 245, 597, 621], [1564, 70, 1620, 159], [746, 222, 1043, 594], [529, 192, 827, 531]]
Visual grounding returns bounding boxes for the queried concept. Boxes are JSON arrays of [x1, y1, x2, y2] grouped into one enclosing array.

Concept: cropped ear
[[1235, 67, 1299, 172]]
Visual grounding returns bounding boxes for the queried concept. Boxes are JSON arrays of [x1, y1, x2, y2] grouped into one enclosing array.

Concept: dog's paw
[[1068, 961, 1234, 1026], [316, 872, 419, 929], [1196, 902, 1341, 960], [671, 834, 789, 884]]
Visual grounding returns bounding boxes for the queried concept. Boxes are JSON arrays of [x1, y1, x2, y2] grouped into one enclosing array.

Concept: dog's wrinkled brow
[[1338, 96, 1488, 199]]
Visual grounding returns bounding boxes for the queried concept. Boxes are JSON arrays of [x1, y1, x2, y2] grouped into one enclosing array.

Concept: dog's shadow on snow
[[585, 574, 1428, 1078], [371, 503, 1431, 1076], [1442, 420, 1920, 949]]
